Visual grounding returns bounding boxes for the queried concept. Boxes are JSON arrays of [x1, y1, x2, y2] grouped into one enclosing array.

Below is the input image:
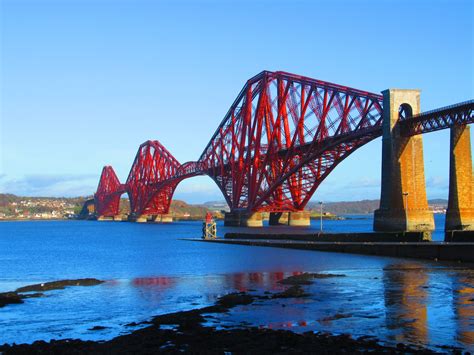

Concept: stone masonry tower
[[445, 124, 474, 234], [374, 89, 435, 235]]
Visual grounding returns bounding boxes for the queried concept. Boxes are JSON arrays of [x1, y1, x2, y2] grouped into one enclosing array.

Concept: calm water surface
[[0, 215, 472, 351]]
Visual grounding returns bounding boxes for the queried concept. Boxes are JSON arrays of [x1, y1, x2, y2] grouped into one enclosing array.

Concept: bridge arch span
[[92, 71, 474, 225], [198, 71, 384, 212], [94, 166, 125, 217], [125, 140, 182, 217]]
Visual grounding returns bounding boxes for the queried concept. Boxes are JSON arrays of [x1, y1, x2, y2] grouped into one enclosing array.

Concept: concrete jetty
[[189, 232, 474, 263]]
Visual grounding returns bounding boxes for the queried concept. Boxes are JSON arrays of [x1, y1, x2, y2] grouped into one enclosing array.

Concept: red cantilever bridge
[[94, 70, 473, 226]]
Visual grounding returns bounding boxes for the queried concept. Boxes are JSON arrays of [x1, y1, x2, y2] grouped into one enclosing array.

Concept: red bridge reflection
[[132, 277, 175, 287], [225, 271, 304, 292]]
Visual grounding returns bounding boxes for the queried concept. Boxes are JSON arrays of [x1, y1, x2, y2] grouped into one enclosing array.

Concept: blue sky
[[1, 0, 473, 203]]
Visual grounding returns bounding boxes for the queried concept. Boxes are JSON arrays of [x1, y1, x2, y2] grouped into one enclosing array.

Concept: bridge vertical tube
[[445, 125, 474, 240], [374, 89, 434, 236]]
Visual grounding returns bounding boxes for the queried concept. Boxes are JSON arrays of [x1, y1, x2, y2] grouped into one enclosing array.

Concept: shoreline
[[0, 282, 447, 354], [1, 273, 470, 353]]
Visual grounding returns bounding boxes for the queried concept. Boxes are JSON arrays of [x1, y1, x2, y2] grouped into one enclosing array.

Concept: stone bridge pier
[[374, 89, 434, 237], [269, 211, 311, 226], [224, 211, 263, 227], [134, 214, 173, 223], [445, 124, 474, 240], [223, 210, 311, 227]]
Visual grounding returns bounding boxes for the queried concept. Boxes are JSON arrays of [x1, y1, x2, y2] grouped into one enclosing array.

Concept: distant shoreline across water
[[0, 193, 447, 221]]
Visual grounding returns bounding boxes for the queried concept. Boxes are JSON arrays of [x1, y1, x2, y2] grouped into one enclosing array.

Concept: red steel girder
[[94, 166, 126, 216], [198, 71, 384, 212], [126, 140, 183, 216], [93, 71, 472, 217]]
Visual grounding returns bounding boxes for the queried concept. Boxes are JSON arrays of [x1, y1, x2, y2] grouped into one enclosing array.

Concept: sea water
[[0, 215, 472, 351]]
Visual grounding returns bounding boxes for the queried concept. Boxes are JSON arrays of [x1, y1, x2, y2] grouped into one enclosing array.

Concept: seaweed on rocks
[[16, 278, 104, 292], [88, 326, 108, 331], [0, 292, 24, 307], [0, 291, 44, 308], [272, 285, 309, 298], [216, 292, 254, 308], [278, 272, 345, 285], [152, 309, 207, 331], [0, 289, 442, 354], [0, 324, 439, 354], [151, 292, 256, 331], [0, 278, 104, 308]]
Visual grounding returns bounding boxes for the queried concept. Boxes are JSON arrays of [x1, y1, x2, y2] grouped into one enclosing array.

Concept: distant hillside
[[308, 199, 448, 215], [118, 199, 212, 218], [428, 199, 449, 205], [0, 194, 214, 220], [308, 200, 379, 215], [169, 200, 210, 218], [0, 193, 91, 219], [191, 198, 450, 216], [202, 200, 230, 212], [0, 194, 18, 207], [0, 193, 449, 220], [0, 193, 91, 206]]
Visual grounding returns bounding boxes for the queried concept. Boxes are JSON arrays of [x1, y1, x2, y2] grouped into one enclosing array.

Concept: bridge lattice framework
[[93, 71, 473, 232]]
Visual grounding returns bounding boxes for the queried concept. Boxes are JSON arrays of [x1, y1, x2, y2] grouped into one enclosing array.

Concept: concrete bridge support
[[445, 125, 474, 238], [153, 214, 173, 223], [374, 89, 434, 236], [97, 215, 114, 221], [288, 211, 311, 226], [135, 215, 149, 223], [224, 211, 263, 227], [269, 211, 311, 226]]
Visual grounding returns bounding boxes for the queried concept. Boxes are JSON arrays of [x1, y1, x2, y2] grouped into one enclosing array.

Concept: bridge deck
[[400, 99, 474, 136]]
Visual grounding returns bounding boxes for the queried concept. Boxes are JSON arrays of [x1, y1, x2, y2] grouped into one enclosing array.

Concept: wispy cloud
[[173, 178, 223, 203], [0, 172, 451, 203], [425, 175, 449, 200], [174, 181, 218, 194], [308, 176, 381, 202], [0, 174, 98, 197], [426, 176, 448, 189], [343, 177, 380, 189]]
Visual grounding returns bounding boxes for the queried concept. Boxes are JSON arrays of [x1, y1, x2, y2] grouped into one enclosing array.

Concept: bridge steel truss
[[399, 99, 474, 136], [198, 71, 384, 212], [93, 71, 473, 218], [95, 166, 124, 217]]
